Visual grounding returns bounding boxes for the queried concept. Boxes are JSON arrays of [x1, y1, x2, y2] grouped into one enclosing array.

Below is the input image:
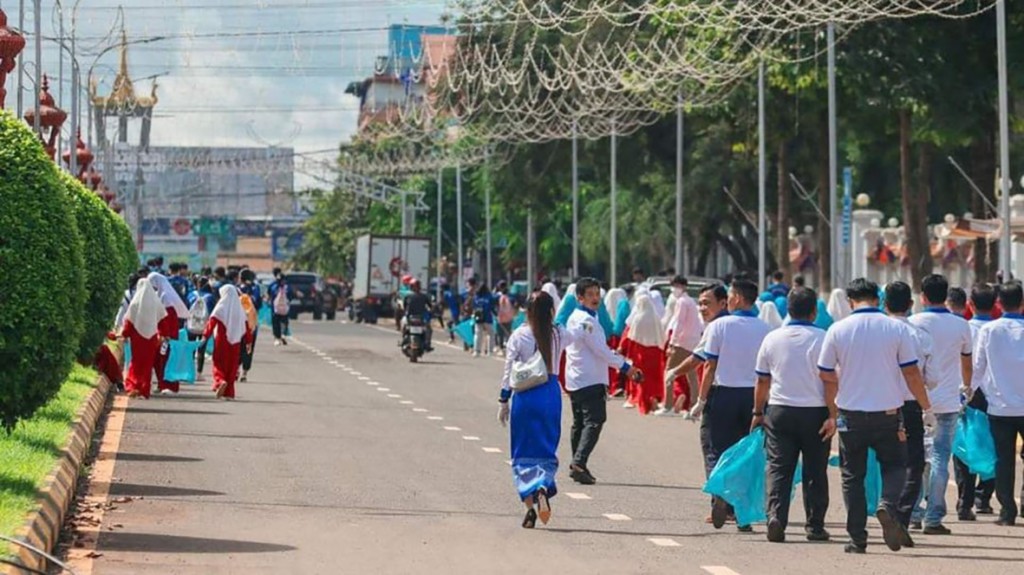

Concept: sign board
[[842, 167, 853, 247]]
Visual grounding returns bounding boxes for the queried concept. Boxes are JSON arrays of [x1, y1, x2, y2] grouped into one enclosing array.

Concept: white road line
[[412, 408, 429, 413], [427, 416, 444, 421], [603, 513, 631, 521], [400, 400, 414, 405], [358, 376, 371, 381], [351, 371, 362, 376], [462, 436, 481, 441], [387, 394, 402, 398], [366, 382, 378, 386], [324, 357, 333, 361], [482, 447, 502, 453], [648, 538, 681, 548], [377, 387, 391, 392], [701, 568, 741, 575], [443, 426, 462, 431], [564, 492, 591, 500]]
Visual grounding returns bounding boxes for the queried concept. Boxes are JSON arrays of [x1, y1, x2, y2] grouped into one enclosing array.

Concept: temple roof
[[90, 29, 157, 110]]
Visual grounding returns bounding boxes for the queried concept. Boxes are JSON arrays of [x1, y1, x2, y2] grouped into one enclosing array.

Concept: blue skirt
[[510, 374, 561, 500]]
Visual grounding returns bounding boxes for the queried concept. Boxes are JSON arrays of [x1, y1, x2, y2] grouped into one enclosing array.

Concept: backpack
[[240, 294, 258, 329], [473, 298, 488, 324], [273, 285, 290, 316], [186, 297, 209, 334]]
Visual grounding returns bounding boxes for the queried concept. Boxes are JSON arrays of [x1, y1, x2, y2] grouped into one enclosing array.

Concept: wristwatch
[[752, 411, 764, 417]]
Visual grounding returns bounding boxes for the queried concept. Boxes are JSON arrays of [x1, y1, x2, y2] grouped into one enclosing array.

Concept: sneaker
[[844, 543, 867, 554], [922, 524, 951, 535], [569, 465, 597, 485], [995, 516, 1016, 526], [274, 339, 282, 347], [654, 407, 673, 417], [611, 388, 625, 398], [875, 508, 903, 552], [160, 389, 172, 395], [909, 520, 922, 531], [766, 518, 785, 542], [711, 498, 729, 530], [622, 401, 635, 409], [805, 528, 830, 542], [976, 503, 995, 515], [958, 510, 977, 521], [737, 525, 753, 533]]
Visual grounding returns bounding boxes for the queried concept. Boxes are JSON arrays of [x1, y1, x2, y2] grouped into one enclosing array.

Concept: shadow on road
[[120, 408, 230, 416], [545, 527, 718, 539], [102, 452, 204, 463], [596, 482, 702, 491], [95, 532, 296, 554], [106, 482, 225, 498]]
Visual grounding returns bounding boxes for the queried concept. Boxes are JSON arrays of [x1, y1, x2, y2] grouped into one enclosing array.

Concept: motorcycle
[[401, 315, 428, 362]]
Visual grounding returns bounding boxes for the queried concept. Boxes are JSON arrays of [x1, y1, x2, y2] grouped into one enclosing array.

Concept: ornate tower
[[89, 30, 157, 148]]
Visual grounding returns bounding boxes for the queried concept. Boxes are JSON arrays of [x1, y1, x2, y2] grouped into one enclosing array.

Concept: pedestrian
[[203, 285, 252, 400], [120, 277, 166, 400], [971, 280, 1024, 526], [766, 271, 789, 299], [619, 292, 666, 414], [909, 275, 973, 534], [688, 279, 770, 531], [883, 281, 935, 535], [660, 276, 702, 415], [495, 281, 516, 355], [955, 283, 997, 519], [238, 269, 263, 382], [497, 290, 576, 528], [817, 278, 934, 554], [187, 277, 215, 381], [267, 268, 293, 346], [753, 286, 834, 543], [149, 272, 189, 395], [473, 285, 495, 357], [827, 288, 852, 322], [540, 281, 561, 311], [564, 277, 642, 485], [946, 286, 968, 318]]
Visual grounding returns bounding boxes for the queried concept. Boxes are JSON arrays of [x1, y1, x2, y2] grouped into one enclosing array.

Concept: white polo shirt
[[702, 310, 771, 388], [818, 308, 919, 412], [968, 315, 993, 392], [755, 322, 827, 407], [892, 316, 933, 403], [910, 308, 973, 414], [972, 314, 1024, 416], [565, 306, 629, 392]]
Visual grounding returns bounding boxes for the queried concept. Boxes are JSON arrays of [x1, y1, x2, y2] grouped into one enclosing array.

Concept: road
[[64, 319, 1024, 575]]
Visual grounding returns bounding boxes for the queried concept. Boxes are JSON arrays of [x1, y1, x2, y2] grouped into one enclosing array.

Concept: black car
[[285, 272, 337, 321]]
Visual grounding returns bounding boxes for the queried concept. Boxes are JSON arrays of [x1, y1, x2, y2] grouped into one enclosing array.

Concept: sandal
[[522, 508, 537, 529], [536, 489, 552, 525]]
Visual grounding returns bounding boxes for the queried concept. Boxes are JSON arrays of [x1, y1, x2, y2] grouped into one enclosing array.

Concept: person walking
[[660, 276, 702, 415], [149, 272, 190, 395], [911, 275, 973, 534], [753, 286, 834, 543], [203, 285, 252, 400], [187, 277, 215, 381], [268, 268, 293, 346], [120, 277, 166, 400], [817, 278, 934, 554], [971, 280, 1024, 526], [564, 278, 642, 485], [619, 292, 666, 414], [497, 290, 577, 528], [473, 285, 496, 357], [495, 281, 516, 355]]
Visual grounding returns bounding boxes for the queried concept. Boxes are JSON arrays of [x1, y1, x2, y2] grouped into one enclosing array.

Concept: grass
[[0, 365, 97, 545]]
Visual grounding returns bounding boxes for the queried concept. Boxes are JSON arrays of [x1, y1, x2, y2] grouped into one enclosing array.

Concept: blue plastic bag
[[165, 338, 203, 383], [953, 407, 997, 481], [703, 428, 768, 526], [454, 318, 476, 347], [123, 340, 132, 366], [511, 311, 526, 332], [829, 449, 881, 514], [258, 306, 272, 327]]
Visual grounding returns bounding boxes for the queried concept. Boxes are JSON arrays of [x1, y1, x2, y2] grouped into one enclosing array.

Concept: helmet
[[409, 278, 421, 289]]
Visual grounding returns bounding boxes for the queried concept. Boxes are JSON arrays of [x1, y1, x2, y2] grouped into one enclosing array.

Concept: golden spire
[[93, 27, 157, 109]]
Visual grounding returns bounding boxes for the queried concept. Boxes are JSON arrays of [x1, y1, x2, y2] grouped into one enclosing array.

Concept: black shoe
[[958, 510, 977, 521], [711, 498, 729, 530], [901, 530, 915, 548], [909, 520, 922, 531], [976, 503, 995, 515], [766, 518, 785, 542], [844, 543, 867, 554], [923, 523, 952, 535], [737, 525, 753, 533], [611, 388, 624, 398], [569, 465, 596, 485], [805, 528, 830, 542], [995, 516, 1016, 527], [522, 508, 537, 529], [875, 508, 903, 552]]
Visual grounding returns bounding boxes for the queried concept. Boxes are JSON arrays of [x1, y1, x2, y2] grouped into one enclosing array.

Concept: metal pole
[[676, 88, 684, 275], [485, 154, 493, 288], [16, 0, 23, 117], [32, 0, 39, 135], [400, 192, 408, 235], [610, 121, 618, 286], [527, 211, 535, 289], [997, 0, 1012, 277], [436, 167, 443, 303], [757, 61, 767, 292], [69, 15, 77, 176], [572, 120, 579, 278], [828, 22, 838, 289], [456, 163, 464, 285], [57, 2, 64, 164]]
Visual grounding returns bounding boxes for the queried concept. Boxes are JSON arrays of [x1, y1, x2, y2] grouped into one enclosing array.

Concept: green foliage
[[107, 209, 139, 282], [61, 173, 123, 363], [0, 110, 87, 431], [290, 188, 367, 277]]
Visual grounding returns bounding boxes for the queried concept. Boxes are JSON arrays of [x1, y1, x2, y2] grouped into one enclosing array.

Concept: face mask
[[673, 287, 684, 298]]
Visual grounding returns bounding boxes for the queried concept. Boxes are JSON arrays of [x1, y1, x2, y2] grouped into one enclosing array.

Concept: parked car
[[285, 272, 337, 321]]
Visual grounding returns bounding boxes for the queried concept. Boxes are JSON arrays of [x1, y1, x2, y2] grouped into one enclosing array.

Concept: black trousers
[[838, 409, 907, 547], [896, 400, 925, 527], [187, 332, 207, 374], [240, 330, 257, 371], [570, 384, 607, 469], [764, 405, 831, 531], [955, 389, 995, 513], [989, 414, 1024, 522], [272, 314, 289, 340], [703, 386, 754, 475]]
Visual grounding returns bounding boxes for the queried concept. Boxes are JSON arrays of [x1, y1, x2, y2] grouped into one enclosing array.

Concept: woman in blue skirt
[[498, 290, 576, 528]]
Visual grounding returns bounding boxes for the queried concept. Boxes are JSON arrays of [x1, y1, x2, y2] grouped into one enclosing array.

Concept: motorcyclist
[[402, 279, 434, 352]]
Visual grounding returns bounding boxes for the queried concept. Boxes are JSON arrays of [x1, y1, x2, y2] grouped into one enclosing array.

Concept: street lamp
[[23, 74, 66, 159], [0, 8, 26, 109]]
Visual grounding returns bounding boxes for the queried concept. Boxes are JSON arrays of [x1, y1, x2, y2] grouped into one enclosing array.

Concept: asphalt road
[[77, 319, 1024, 575]]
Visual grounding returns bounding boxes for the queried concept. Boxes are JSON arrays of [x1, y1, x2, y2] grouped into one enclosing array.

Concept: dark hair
[[772, 271, 784, 281], [846, 278, 880, 303], [970, 283, 997, 313], [240, 269, 255, 283], [998, 281, 1023, 311], [700, 283, 728, 302], [885, 281, 913, 314], [214, 266, 226, 278], [946, 286, 967, 309], [272, 267, 282, 277], [168, 262, 181, 273], [671, 275, 688, 287], [576, 277, 601, 298], [632, 267, 644, 277], [477, 285, 491, 298], [921, 274, 949, 305], [793, 275, 806, 287], [527, 291, 557, 372], [127, 272, 141, 290], [788, 287, 818, 321], [730, 279, 759, 305], [199, 277, 211, 291]]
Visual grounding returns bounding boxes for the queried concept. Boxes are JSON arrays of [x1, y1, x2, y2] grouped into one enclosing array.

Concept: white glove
[[922, 408, 938, 430], [497, 403, 510, 427], [688, 399, 706, 420]]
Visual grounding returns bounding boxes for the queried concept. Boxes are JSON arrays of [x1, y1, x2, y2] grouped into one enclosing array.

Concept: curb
[[4, 374, 111, 574]]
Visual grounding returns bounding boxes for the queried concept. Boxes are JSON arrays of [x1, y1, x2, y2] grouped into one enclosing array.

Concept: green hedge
[[61, 173, 123, 363], [108, 209, 139, 282], [0, 110, 87, 431]]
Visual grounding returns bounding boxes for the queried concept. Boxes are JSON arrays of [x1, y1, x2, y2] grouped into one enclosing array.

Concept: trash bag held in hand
[[953, 406, 997, 481], [453, 318, 476, 347], [165, 338, 203, 383], [703, 428, 767, 526]]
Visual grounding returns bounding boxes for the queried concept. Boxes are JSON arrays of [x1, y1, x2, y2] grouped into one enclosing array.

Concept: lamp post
[[24, 74, 66, 159], [0, 8, 26, 109]]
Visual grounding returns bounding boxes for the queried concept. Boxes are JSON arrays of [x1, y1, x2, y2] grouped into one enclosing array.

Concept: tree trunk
[[970, 124, 997, 283], [817, 109, 832, 292], [899, 108, 931, 292], [777, 140, 790, 283]]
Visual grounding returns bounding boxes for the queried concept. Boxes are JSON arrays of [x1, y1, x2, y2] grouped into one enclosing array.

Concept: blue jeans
[[924, 412, 959, 526]]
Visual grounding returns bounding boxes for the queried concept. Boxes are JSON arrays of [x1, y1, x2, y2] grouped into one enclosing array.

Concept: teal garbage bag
[[511, 311, 526, 331], [703, 428, 768, 526], [165, 338, 202, 383], [124, 340, 131, 366], [258, 306, 272, 327], [953, 407, 997, 481], [454, 318, 476, 347], [829, 449, 881, 514]]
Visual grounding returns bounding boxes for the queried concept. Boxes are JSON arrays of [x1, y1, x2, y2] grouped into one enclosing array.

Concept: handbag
[[510, 346, 549, 392]]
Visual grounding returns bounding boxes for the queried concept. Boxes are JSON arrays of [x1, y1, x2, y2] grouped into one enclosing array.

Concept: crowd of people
[[494, 268, 1024, 555]]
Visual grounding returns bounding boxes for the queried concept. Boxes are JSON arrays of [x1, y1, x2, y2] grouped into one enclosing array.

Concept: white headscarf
[[759, 301, 784, 330], [124, 277, 167, 339], [827, 288, 851, 322], [650, 290, 666, 318], [541, 282, 561, 311], [148, 272, 189, 317], [662, 292, 679, 331], [210, 285, 247, 344], [604, 288, 627, 323], [626, 293, 666, 348]]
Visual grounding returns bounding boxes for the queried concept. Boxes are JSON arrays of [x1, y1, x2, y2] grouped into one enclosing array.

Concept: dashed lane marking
[[603, 513, 631, 521], [413, 408, 429, 413], [366, 382, 378, 386], [482, 447, 502, 453], [358, 376, 371, 381], [564, 492, 591, 500], [701, 568, 741, 575], [648, 538, 681, 547], [427, 416, 444, 421], [400, 400, 414, 405], [387, 394, 402, 398], [443, 426, 462, 431], [377, 387, 391, 392], [462, 436, 481, 441], [351, 371, 362, 376]]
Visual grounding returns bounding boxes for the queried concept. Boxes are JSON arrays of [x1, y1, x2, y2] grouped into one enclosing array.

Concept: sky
[[7, 0, 450, 187]]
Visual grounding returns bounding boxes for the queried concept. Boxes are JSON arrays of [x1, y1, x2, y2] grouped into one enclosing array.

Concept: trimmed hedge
[[108, 210, 139, 282], [0, 110, 87, 431], [61, 173, 123, 363]]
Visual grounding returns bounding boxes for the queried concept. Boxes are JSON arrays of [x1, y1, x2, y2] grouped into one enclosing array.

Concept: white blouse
[[501, 325, 576, 392]]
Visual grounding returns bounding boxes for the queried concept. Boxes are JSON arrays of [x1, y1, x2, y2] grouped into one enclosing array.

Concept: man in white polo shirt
[[690, 279, 770, 531], [910, 274, 973, 534], [818, 278, 934, 554], [972, 281, 1024, 526], [753, 286, 833, 544]]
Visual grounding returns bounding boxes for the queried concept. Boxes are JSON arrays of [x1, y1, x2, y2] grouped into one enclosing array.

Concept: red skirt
[[620, 339, 665, 414]]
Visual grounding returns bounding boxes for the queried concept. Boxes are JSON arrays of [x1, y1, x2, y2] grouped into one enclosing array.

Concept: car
[[284, 272, 337, 321]]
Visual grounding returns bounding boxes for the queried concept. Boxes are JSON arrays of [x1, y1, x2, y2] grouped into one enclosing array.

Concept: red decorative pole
[[24, 75, 67, 159], [62, 129, 94, 180], [0, 9, 26, 109]]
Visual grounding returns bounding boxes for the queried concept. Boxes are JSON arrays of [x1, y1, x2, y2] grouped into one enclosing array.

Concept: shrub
[[61, 173, 122, 363], [0, 110, 87, 431], [108, 211, 139, 283]]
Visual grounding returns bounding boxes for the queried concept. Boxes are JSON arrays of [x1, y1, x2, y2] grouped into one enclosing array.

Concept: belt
[[839, 408, 900, 416]]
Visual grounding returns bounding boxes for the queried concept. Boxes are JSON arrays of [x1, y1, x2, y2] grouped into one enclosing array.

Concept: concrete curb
[[4, 374, 111, 574]]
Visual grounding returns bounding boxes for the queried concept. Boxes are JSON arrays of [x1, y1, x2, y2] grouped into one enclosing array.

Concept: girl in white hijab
[[604, 288, 627, 325], [147, 272, 189, 394], [758, 301, 784, 330], [540, 282, 561, 312], [148, 272, 189, 318], [121, 277, 167, 399], [827, 288, 852, 322], [619, 293, 667, 414], [203, 285, 252, 400]]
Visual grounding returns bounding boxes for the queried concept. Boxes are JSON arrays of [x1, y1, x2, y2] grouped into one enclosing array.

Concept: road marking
[[462, 436, 481, 441], [400, 400, 414, 405], [648, 538, 681, 547], [427, 416, 444, 421], [413, 408, 429, 413], [377, 387, 391, 392], [324, 356, 333, 361], [443, 426, 462, 431], [366, 382, 378, 386], [701, 568, 742, 575], [387, 394, 402, 398], [564, 492, 591, 500], [358, 376, 371, 381], [482, 447, 502, 453], [351, 371, 362, 376], [603, 513, 632, 521]]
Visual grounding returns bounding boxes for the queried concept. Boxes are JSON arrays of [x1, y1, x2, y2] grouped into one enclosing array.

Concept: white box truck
[[350, 234, 431, 323]]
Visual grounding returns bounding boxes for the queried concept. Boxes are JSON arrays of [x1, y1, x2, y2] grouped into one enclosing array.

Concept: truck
[[350, 234, 431, 323]]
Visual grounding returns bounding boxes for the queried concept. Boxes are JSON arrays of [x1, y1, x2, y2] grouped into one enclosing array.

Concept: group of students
[[495, 270, 1024, 554], [443, 278, 519, 357]]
